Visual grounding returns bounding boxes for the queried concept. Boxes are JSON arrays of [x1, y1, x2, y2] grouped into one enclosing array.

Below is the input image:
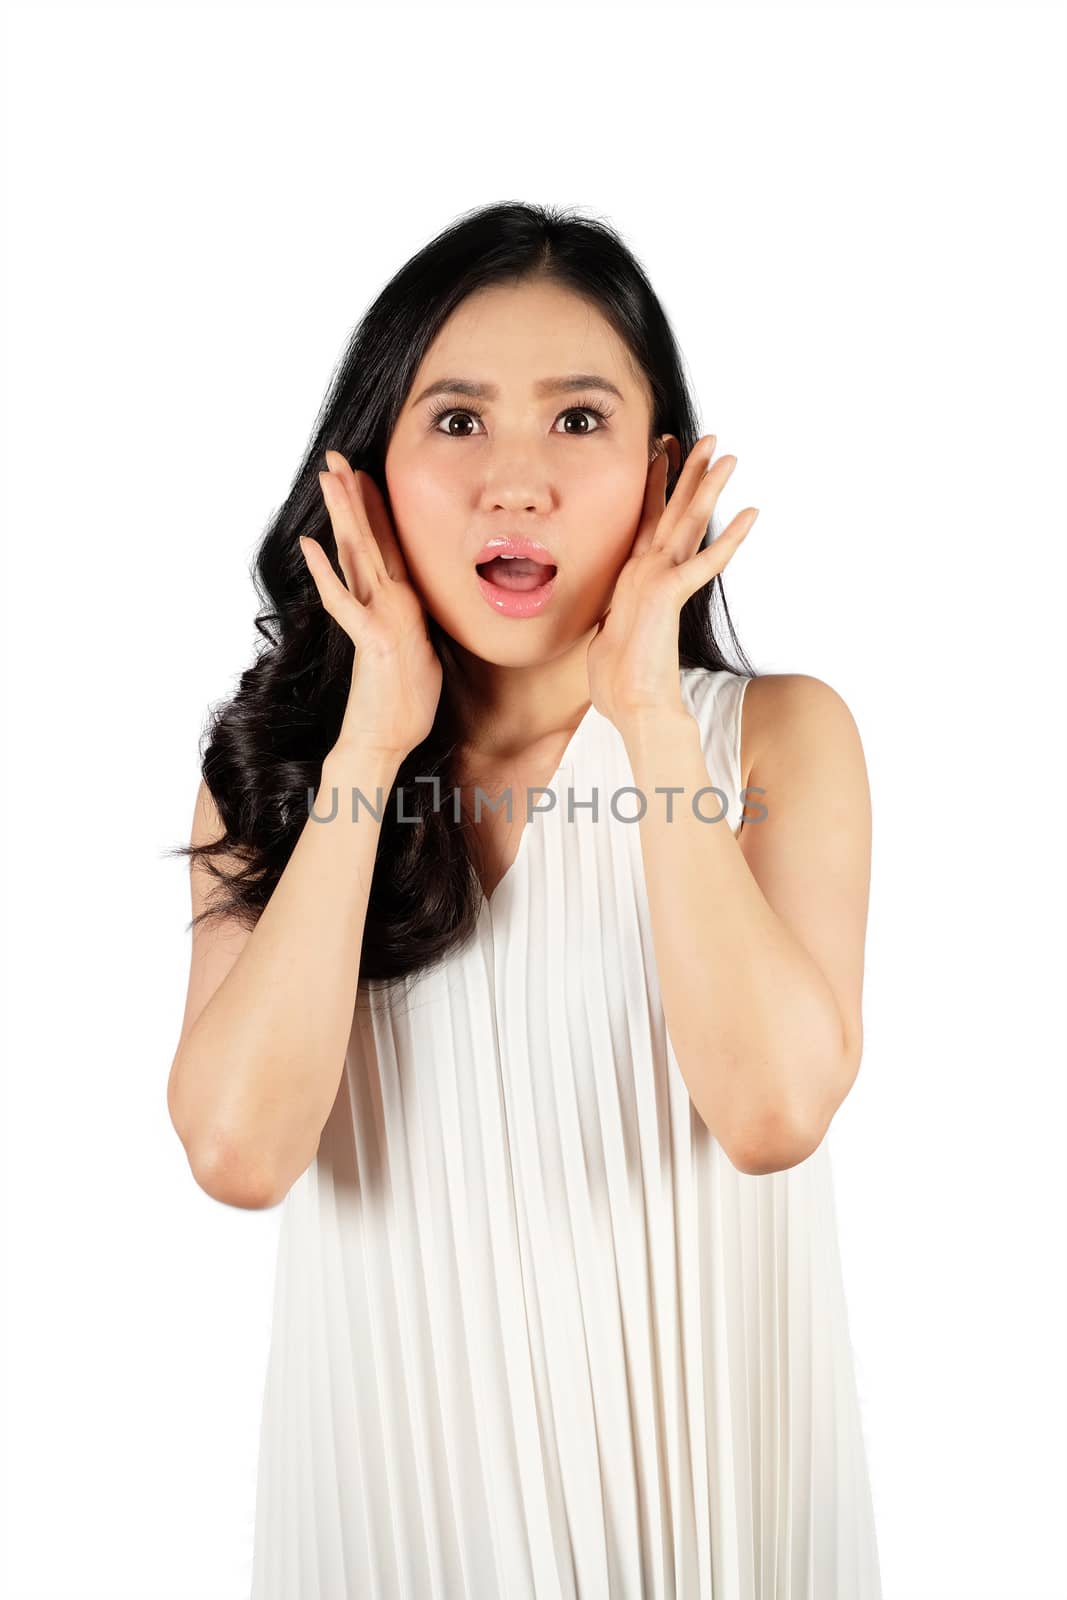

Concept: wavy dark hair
[[167, 200, 758, 1010]]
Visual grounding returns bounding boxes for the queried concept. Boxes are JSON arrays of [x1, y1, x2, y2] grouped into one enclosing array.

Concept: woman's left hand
[[586, 434, 760, 732]]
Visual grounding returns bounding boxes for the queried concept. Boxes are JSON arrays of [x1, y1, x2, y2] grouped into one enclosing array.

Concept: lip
[[475, 565, 558, 618], [473, 535, 558, 567]]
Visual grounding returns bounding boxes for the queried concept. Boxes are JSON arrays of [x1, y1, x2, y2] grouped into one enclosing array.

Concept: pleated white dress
[[249, 665, 882, 1599]]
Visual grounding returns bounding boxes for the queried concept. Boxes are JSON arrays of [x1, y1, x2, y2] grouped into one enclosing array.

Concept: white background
[[2, 2, 1064, 1596]]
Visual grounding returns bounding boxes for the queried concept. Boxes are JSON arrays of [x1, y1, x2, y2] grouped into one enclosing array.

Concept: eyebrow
[[410, 373, 627, 408]]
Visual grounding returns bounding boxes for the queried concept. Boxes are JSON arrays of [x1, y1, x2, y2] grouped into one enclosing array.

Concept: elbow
[[723, 1102, 824, 1177], [168, 1049, 288, 1210], [187, 1133, 286, 1211], [725, 1026, 862, 1177]]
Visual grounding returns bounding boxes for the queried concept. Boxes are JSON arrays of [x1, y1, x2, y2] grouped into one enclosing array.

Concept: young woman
[[167, 202, 881, 1598]]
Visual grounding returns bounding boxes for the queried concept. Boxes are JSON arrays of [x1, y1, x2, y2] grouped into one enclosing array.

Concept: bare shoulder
[[185, 775, 251, 936], [732, 673, 872, 1125], [738, 672, 865, 793]]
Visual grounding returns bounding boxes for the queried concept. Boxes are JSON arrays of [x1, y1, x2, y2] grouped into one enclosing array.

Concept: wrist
[[322, 741, 405, 788], [617, 702, 698, 756]]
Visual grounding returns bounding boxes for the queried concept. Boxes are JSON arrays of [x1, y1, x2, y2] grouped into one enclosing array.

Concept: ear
[[650, 433, 681, 479]]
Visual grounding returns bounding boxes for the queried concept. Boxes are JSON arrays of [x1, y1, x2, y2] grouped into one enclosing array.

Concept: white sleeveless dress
[[249, 665, 882, 1599]]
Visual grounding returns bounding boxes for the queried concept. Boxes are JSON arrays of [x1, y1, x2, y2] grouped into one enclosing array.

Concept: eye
[[427, 398, 614, 437]]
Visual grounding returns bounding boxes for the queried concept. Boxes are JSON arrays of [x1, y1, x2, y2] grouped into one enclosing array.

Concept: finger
[[298, 534, 367, 626], [629, 448, 672, 561], [674, 507, 759, 595], [353, 471, 412, 585], [317, 469, 385, 603], [662, 451, 738, 562], [319, 463, 384, 587], [639, 432, 715, 557], [324, 450, 410, 586], [665, 434, 718, 522], [323, 451, 386, 586]]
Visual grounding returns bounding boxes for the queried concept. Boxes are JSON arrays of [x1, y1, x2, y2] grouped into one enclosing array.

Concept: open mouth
[[475, 555, 558, 592]]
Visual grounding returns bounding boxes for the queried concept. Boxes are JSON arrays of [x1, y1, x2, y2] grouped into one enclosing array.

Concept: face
[[384, 277, 669, 666]]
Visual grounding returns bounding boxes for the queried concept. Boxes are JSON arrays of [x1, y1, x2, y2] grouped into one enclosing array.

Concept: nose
[[479, 471, 553, 517]]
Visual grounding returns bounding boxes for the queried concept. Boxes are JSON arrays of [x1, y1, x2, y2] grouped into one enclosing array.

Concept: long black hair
[[168, 200, 758, 1008]]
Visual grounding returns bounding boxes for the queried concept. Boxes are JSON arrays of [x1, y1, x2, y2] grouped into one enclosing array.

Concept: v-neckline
[[478, 698, 598, 916]]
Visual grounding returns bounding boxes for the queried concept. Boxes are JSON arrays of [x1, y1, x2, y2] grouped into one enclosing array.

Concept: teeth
[[478, 551, 557, 569]]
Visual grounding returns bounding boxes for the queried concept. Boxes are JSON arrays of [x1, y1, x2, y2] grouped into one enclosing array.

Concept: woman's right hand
[[299, 450, 443, 763]]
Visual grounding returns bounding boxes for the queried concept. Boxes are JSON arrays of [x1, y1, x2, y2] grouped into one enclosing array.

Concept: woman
[[167, 202, 881, 1598]]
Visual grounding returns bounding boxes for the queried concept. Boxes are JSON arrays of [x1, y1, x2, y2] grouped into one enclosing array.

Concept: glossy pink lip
[[473, 535, 558, 567], [476, 565, 558, 617]]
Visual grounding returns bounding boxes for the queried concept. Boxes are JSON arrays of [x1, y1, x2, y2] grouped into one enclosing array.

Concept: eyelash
[[426, 397, 614, 435]]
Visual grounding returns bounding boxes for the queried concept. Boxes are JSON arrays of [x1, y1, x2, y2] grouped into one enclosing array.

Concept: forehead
[[409, 279, 646, 398]]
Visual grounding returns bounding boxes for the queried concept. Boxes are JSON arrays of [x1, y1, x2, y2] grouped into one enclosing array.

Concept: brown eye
[[555, 409, 605, 435], [432, 409, 479, 437], [427, 399, 614, 437]]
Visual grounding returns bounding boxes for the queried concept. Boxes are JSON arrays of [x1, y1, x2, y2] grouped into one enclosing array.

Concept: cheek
[[389, 454, 468, 527], [383, 481, 470, 608], [385, 460, 453, 562], [570, 466, 649, 558]]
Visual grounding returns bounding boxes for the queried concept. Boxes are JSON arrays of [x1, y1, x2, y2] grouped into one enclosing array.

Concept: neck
[[447, 633, 596, 761]]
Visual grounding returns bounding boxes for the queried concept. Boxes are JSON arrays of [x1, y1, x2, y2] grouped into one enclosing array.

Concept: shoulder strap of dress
[[680, 668, 753, 837]]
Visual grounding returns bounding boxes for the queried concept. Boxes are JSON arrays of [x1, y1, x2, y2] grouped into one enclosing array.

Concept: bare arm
[[621, 673, 871, 1176], [167, 745, 402, 1209], [169, 451, 443, 1209]]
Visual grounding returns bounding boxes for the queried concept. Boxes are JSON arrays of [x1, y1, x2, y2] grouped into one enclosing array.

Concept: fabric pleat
[[249, 666, 883, 1598]]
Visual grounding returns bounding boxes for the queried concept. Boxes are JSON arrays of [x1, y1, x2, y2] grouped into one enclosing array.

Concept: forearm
[[172, 742, 400, 1201], [620, 707, 848, 1168]]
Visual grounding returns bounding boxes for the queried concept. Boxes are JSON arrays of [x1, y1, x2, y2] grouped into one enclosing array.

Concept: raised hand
[[586, 435, 759, 731], [300, 450, 443, 761]]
